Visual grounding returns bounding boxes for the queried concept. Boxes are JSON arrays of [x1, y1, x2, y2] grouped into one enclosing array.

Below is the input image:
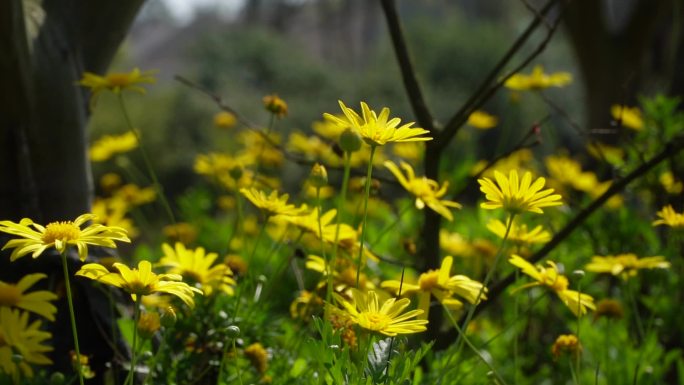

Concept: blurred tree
[[564, 0, 677, 133], [0, 0, 145, 383]]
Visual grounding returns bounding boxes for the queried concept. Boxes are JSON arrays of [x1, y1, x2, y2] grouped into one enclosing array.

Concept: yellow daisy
[[486, 218, 551, 246], [467, 110, 498, 130], [334, 289, 428, 336], [610, 105, 643, 131], [0, 213, 130, 261], [78, 68, 156, 107], [89, 131, 139, 162], [262, 94, 288, 118], [585, 254, 670, 280], [652, 205, 684, 228], [240, 188, 307, 217], [509, 255, 595, 317], [384, 160, 462, 221], [75, 260, 202, 307], [478, 170, 562, 214], [157, 243, 236, 296], [381, 256, 486, 319], [213, 111, 237, 129], [324, 100, 431, 147], [0, 308, 52, 382], [504, 65, 572, 91], [0, 274, 57, 321]]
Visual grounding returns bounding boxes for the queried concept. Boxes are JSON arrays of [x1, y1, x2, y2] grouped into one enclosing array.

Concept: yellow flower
[[213, 111, 237, 129], [0, 213, 130, 261], [112, 184, 156, 206], [585, 254, 670, 280], [478, 170, 562, 214], [659, 171, 683, 194], [92, 198, 139, 239], [551, 334, 581, 360], [652, 205, 684, 228], [384, 160, 461, 221], [306, 255, 375, 293], [467, 110, 498, 130], [504, 65, 572, 91], [544, 154, 598, 193], [509, 255, 595, 317], [610, 104, 643, 131], [586, 142, 624, 167], [290, 290, 323, 320], [75, 260, 202, 307], [0, 308, 52, 382], [162, 222, 198, 244], [334, 289, 428, 336], [0, 274, 57, 321], [486, 218, 551, 245], [324, 101, 431, 147], [381, 256, 486, 319], [240, 188, 307, 217], [78, 68, 156, 107], [244, 342, 269, 373], [262, 94, 288, 118], [593, 299, 624, 321], [89, 131, 139, 162], [157, 243, 236, 296], [391, 142, 424, 163], [137, 312, 161, 339]]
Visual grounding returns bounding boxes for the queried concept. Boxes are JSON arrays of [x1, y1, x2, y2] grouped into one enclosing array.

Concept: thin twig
[[436, 0, 561, 151], [379, 0, 436, 132], [467, 134, 684, 320]]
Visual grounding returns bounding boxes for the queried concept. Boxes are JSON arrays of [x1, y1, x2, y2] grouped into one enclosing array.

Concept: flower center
[[125, 279, 154, 297], [359, 312, 391, 331], [42, 221, 81, 244], [0, 286, 21, 306], [419, 270, 441, 291], [106, 73, 133, 87]]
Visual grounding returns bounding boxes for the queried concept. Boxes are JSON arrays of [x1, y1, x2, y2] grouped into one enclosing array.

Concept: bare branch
[[379, 0, 435, 132], [468, 133, 684, 320], [436, 0, 560, 151]]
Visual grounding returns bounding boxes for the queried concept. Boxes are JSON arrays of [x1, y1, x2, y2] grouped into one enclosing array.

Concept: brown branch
[[468, 133, 684, 320], [436, 0, 560, 151], [379, 0, 435, 132]]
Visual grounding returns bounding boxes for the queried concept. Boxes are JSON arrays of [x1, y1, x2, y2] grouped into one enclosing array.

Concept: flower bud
[[339, 128, 362, 153], [214, 111, 237, 129], [262, 94, 288, 118], [137, 312, 161, 339], [160, 307, 177, 328], [226, 325, 241, 339], [309, 163, 328, 188], [50, 372, 66, 385]]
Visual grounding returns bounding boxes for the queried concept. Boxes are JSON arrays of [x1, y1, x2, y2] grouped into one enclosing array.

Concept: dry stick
[[436, 0, 561, 150], [466, 134, 684, 322]]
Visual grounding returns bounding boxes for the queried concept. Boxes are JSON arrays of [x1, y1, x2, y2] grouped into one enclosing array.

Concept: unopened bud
[[50, 372, 66, 385], [339, 128, 362, 153], [309, 163, 328, 188], [161, 307, 177, 328], [226, 325, 241, 339]]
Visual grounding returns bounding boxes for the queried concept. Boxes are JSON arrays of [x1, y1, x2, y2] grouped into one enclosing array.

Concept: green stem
[[443, 305, 508, 385], [625, 280, 645, 341], [328, 152, 352, 312], [117, 95, 176, 225], [355, 146, 377, 288], [60, 251, 85, 385], [124, 296, 142, 385], [372, 199, 412, 245], [142, 336, 165, 385], [233, 339, 244, 385], [439, 213, 515, 384]]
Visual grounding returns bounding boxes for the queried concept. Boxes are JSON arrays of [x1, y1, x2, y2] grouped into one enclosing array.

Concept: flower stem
[[117, 95, 176, 225], [124, 296, 142, 385], [443, 305, 509, 385], [355, 146, 377, 288], [328, 152, 352, 313], [372, 199, 412, 245], [60, 251, 85, 385]]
